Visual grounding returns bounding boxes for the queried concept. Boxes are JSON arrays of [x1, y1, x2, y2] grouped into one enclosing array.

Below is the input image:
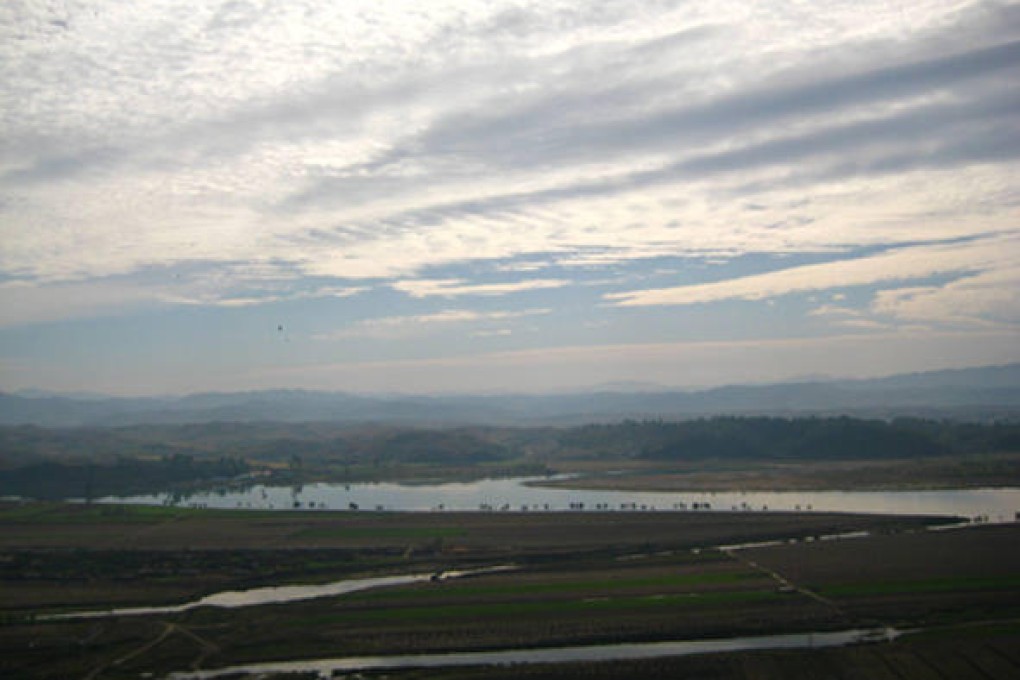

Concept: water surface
[[99, 477, 1020, 522], [169, 627, 901, 678], [45, 566, 514, 620]]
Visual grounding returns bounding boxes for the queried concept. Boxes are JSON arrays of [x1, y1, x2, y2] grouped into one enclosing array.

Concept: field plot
[[1, 504, 1017, 679], [744, 523, 1020, 630], [0, 502, 946, 551]]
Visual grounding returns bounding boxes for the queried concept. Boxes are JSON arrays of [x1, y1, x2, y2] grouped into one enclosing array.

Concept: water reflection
[[169, 627, 901, 678], [44, 566, 515, 620], [98, 477, 1020, 522]]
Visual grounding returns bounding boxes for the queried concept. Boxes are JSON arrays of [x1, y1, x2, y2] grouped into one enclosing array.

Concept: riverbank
[[244, 620, 1020, 680], [538, 453, 1020, 492], [168, 627, 902, 678]]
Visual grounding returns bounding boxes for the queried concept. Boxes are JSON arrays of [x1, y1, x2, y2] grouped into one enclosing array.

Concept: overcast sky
[[1, 0, 1018, 395]]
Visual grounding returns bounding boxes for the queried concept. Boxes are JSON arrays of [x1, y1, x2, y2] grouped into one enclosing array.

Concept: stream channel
[[167, 627, 902, 678], [44, 566, 515, 620]]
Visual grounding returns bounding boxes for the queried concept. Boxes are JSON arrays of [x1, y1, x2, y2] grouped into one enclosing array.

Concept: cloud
[[606, 235, 1018, 308], [391, 278, 570, 298], [2, 1, 1017, 292], [2, 1, 1018, 393], [383, 38, 1020, 179], [168, 284, 365, 308], [872, 267, 1020, 327], [348, 82, 1019, 233], [808, 304, 862, 318], [313, 307, 550, 340], [471, 328, 513, 338], [0, 274, 365, 328]]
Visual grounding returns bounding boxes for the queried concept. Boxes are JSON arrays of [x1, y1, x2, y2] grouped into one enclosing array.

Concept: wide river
[[100, 476, 1020, 521]]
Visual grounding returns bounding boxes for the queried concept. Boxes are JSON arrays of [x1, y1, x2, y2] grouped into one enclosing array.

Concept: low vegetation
[[559, 417, 1020, 461], [0, 454, 248, 500], [1, 417, 1018, 499], [1, 506, 1017, 679]]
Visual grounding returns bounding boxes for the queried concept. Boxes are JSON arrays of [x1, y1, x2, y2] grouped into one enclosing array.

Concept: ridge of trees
[[0, 455, 248, 501], [0, 417, 1017, 500], [559, 417, 1020, 461]]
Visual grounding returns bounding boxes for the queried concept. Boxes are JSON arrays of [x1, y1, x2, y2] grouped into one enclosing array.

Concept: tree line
[[558, 417, 1020, 461], [0, 454, 248, 501], [1, 417, 1018, 499]]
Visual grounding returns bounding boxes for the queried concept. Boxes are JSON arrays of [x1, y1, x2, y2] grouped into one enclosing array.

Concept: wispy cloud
[[168, 285, 365, 308], [391, 278, 570, 298], [2, 1, 1017, 391], [313, 308, 550, 340], [872, 268, 1020, 327], [0, 275, 365, 328], [808, 304, 862, 318], [606, 236, 1018, 308], [2, 1, 1017, 291], [470, 328, 514, 338]]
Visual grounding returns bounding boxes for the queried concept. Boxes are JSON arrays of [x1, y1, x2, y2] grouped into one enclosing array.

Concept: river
[[98, 477, 1020, 522], [167, 627, 902, 678], [43, 566, 515, 621]]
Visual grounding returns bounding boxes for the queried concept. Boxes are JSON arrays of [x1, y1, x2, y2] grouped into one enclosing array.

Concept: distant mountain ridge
[[833, 364, 1020, 391], [2, 364, 1018, 427]]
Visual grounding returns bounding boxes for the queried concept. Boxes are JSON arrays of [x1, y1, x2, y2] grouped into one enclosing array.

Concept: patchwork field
[[1, 503, 1018, 679]]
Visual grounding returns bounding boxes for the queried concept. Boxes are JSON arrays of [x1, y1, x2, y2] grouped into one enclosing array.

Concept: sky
[[0, 0, 1018, 396]]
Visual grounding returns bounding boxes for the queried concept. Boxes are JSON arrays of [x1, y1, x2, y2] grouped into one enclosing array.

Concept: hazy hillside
[[2, 364, 1018, 427]]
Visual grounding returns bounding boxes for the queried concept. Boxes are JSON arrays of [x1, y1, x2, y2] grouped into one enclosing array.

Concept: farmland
[[2, 502, 1019, 678]]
